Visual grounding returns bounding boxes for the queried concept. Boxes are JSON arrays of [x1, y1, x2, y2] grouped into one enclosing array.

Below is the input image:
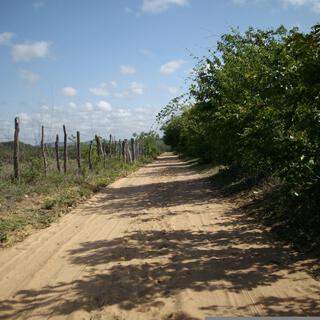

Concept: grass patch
[[0, 156, 152, 247]]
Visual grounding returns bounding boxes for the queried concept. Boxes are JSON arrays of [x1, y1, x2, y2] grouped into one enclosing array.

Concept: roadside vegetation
[[0, 131, 166, 246], [158, 24, 320, 250]]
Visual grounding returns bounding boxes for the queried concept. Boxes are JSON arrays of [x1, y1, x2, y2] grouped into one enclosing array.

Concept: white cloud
[[97, 100, 112, 112], [40, 104, 50, 111], [114, 92, 125, 98], [19, 69, 41, 84], [68, 102, 77, 109], [16, 112, 30, 123], [120, 65, 136, 75], [282, 0, 320, 11], [12, 41, 50, 62], [113, 108, 131, 118], [160, 59, 185, 75], [89, 82, 109, 96], [1, 103, 161, 144], [89, 81, 117, 96], [0, 32, 14, 45], [129, 81, 144, 95], [142, 0, 189, 13], [62, 86, 77, 97], [115, 81, 145, 97], [83, 102, 94, 111]]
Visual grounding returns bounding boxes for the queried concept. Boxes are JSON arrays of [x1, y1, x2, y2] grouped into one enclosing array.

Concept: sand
[[0, 153, 319, 319]]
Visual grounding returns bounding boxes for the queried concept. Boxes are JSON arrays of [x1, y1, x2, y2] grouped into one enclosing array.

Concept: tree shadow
[[208, 166, 268, 199], [200, 295, 320, 316], [0, 154, 319, 318], [1, 226, 319, 318], [81, 174, 216, 222]]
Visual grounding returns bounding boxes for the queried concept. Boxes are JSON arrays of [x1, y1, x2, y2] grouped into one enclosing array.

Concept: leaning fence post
[[76, 131, 81, 172], [13, 117, 20, 182], [55, 134, 61, 172], [63, 124, 68, 173], [41, 125, 47, 175]]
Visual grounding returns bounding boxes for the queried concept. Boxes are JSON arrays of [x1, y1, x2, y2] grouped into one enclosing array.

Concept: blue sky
[[0, 0, 319, 143]]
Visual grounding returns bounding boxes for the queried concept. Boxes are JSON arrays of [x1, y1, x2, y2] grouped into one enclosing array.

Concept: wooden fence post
[[130, 138, 135, 162], [122, 140, 126, 162], [63, 125, 68, 173], [99, 136, 104, 157], [109, 134, 112, 157], [112, 136, 116, 156], [40, 125, 47, 176], [13, 117, 20, 181], [135, 139, 139, 160], [95, 135, 103, 158], [76, 131, 81, 172], [118, 139, 122, 159], [127, 141, 132, 163], [103, 138, 106, 168], [89, 140, 93, 170], [126, 139, 130, 163], [55, 134, 61, 172], [136, 140, 140, 159]]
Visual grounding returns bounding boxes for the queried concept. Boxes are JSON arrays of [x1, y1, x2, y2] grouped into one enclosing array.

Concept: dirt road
[[0, 153, 319, 319]]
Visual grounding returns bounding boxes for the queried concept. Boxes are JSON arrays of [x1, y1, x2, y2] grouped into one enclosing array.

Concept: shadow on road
[[0, 154, 319, 319]]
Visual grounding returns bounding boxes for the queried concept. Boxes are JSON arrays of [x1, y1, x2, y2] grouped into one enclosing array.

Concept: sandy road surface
[[0, 153, 319, 319]]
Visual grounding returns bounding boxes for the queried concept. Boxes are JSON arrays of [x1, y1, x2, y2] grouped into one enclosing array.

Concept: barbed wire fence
[[0, 117, 144, 182]]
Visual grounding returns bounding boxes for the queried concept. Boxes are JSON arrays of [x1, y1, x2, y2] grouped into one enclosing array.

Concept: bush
[[159, 24, 320, 238], [135, 131, 169, 158]]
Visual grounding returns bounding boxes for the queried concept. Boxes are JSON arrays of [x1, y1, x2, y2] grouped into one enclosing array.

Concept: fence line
[[1, 117, 144, 182]]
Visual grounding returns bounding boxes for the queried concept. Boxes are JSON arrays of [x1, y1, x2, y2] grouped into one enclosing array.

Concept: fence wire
[[0, 117, 144, 181], [0, 120, 123, 146]]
